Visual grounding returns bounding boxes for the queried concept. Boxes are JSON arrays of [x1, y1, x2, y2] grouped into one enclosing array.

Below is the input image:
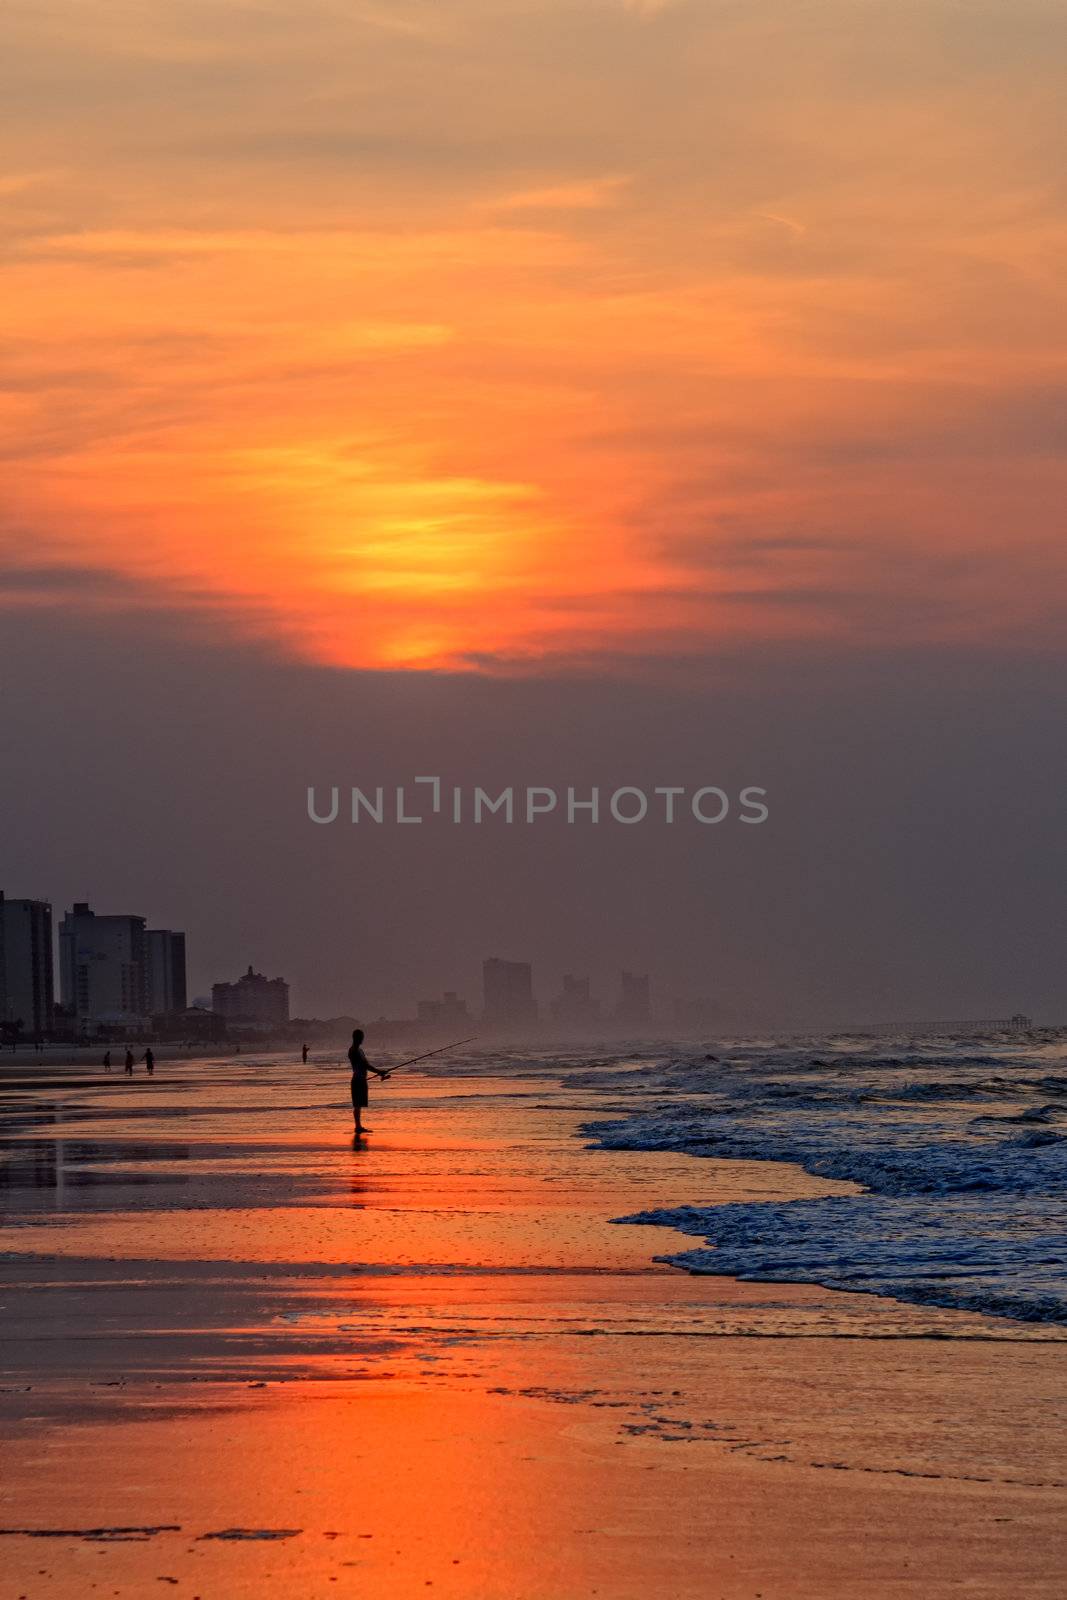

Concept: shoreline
[[1, 1058, 1065, 1595]]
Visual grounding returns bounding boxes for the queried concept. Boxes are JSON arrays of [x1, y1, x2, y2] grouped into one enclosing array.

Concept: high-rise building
[[416, 991, 470, 1026], [482, 957, 537, 1030], [0, 892, 54, 1037], [549, 974, 601, 1032], [212, 965, 290, 1028], [59, 903, 147, 1022], [146, 929, 187, 1016], [615, 970, 652, 1029]]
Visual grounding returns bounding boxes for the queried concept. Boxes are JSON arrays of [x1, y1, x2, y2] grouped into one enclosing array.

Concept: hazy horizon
[[4, 605, 1065, 1027]]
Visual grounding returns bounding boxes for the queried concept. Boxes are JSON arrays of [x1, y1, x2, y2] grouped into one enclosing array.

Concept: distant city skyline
[[2, 885, 671, 1036], [0, 874, 1048, 1040]]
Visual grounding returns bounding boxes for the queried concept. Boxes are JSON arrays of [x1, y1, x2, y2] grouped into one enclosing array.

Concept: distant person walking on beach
[[124, 1049, 134, 1076], [144, 1048, 155, 1076], [102, 1050, 111, 1072], [302, 1043, 309, 1064], [347, 1029, 390, 1137]]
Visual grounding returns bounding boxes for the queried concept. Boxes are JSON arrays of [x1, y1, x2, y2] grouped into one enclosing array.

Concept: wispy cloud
[[489, 175, 632, 212], [2, 0, 1065, 670], [619, 0, 681, 17]]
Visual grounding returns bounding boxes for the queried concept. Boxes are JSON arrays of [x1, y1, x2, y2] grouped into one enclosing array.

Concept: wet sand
[[1, 1057, 1065, 1597]]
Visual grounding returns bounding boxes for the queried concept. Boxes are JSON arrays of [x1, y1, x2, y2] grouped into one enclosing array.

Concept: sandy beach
[[1, 1053, 1065, 1598]]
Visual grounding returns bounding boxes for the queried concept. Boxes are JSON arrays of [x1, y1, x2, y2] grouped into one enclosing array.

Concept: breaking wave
[[583, 1037, 1067, 1324]]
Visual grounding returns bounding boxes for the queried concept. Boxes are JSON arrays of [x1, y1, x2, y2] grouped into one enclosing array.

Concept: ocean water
[[581, 1037, 1067, 1325]]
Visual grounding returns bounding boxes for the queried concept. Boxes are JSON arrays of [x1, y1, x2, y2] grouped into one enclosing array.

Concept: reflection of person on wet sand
[[347, 1028, 389, 1137]]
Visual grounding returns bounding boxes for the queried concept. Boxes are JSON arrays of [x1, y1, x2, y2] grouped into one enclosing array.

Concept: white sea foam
[[582, 1037, 1067, 1324]]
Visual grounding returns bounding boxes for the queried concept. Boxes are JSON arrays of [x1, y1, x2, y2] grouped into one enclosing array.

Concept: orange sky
[[3, 0, 1066, 671]]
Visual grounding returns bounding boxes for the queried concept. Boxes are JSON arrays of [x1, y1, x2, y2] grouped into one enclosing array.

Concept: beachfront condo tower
[[146, 929, 188, 1017], [0, 891, 54, 1037], [482, 957, 538, 1030], [59, 902, 148, 1024], [212, 964, 290, 1028]]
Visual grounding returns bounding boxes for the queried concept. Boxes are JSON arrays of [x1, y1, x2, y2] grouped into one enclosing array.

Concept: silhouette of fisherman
[[102, 1050, 112, 1072], [347, 1029, 389, 1137], [144, 1047, 155, 1076], [302, 1043, 309, 1064], [124, 1049, 134, 1076]]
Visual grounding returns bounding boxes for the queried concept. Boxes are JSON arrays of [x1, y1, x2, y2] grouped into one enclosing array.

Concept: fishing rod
[[383, 1036, 478, 1075]]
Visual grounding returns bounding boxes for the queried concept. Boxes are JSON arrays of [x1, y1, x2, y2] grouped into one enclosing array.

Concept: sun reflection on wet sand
[[1, 1058, 1065, 1597]]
